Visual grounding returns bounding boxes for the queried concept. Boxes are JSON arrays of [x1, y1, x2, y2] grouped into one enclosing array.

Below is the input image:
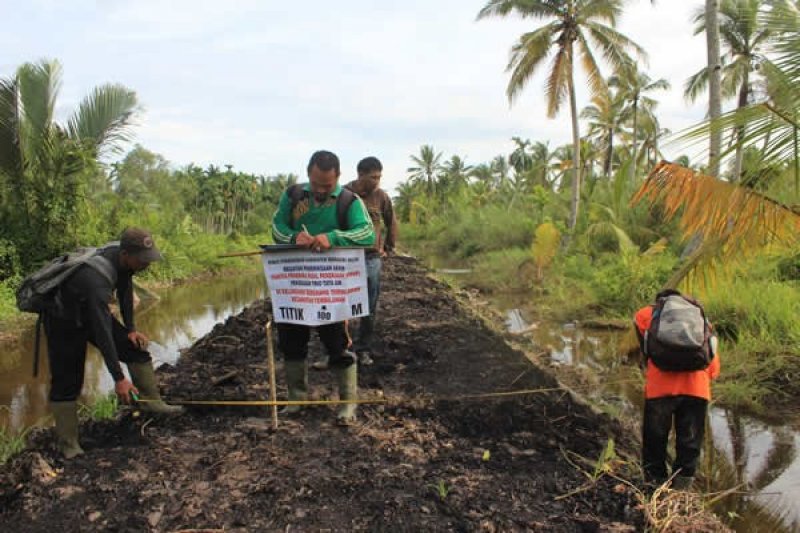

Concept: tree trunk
[[706, 0, 723, 177], [604, 129, 613, 178], [567, 52, 582, 236], [631, 96, 639, 185], [732, 69, 749, 182]]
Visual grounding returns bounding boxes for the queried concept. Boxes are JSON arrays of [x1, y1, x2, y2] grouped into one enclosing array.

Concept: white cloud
[[3, 0, 716, 192]]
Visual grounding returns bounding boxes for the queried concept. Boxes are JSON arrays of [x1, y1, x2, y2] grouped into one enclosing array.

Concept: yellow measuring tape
[[134, 380, 639, 407]]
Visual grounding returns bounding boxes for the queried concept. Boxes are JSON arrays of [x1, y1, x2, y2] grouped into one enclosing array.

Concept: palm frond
[[543, 44, 570, 118], [575, 31, 608, 100], [586, 220, 637, 253], [477, 0, 560, 21], [684, 67, 710, 103], [632, 161, 800, 263], [506, 24, 558, 105], [0, 78, 21, 178], [66, 83, 138, 156], [578, 0, 624, 25], [583, 21, 647, 68], [16, 59, 62, 165]]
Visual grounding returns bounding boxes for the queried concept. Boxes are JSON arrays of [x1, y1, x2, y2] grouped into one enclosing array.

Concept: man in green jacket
[[271, 150, 375, 424]]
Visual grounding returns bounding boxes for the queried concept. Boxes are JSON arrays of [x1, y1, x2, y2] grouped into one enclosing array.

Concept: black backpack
[[16, 245, 117, 315], [287, 184, 357, 231], [16, 244, 117, 377], [644, 293, 715, 371]]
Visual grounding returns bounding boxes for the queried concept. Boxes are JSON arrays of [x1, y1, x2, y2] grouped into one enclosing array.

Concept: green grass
[[0, 424, 30, 465], [465, 247, 533, 292], [0, 277, 19, 322], [700, 273, 800, 410], [80, 393, 119, 421]]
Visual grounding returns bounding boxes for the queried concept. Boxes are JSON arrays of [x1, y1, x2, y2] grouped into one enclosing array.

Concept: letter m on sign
[[351, 303, 363, 315]]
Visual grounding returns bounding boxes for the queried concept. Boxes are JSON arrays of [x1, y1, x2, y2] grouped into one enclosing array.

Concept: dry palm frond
[[637, 483, 733, 533], [631, 162, 800, 287]]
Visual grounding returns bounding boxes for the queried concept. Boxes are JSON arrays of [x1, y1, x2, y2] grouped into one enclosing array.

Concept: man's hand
[[311, 233, 331, 252], [115, 378, 139, 404], [127, 331, 149, 350], [296, 230, 315, 248]]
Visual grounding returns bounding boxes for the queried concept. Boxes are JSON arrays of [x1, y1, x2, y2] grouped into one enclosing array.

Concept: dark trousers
[[44, 315, 151, 402], [642, 395, 708, 482], [353, 256, 382, 353], [277, 322, 354, 368]]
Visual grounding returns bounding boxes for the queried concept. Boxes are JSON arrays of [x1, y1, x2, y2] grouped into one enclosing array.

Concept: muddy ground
[[2, 256, 658, 532]]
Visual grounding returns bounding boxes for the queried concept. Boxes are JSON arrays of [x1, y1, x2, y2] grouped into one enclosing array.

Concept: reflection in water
[[0, 273, 265, 431], [505, 307, 800, 533]]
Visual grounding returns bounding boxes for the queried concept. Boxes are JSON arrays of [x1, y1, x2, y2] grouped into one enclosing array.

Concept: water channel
[[0, 272, 265, 431], [1, 269, 797, 531], [505, 305, 799, 533]]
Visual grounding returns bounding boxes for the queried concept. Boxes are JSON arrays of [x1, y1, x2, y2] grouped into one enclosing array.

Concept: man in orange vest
[[634, 289, 721, 490]]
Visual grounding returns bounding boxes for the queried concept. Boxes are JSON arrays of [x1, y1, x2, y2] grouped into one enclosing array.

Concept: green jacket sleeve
[[327, 197, 375, 247], [271, 190, 297, 244]]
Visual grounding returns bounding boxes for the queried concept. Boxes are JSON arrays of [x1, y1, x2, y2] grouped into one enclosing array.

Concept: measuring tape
[[132, 380, 639, 407]]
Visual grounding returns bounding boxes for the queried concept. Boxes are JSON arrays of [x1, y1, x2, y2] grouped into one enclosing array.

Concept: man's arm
[[69, 269, 125, 382], [381, 192, 397, 253], [271, 190, 299, 244], [708, 336, 721, 380], [327, 197, 375, 247], [118, 273, 135, 331]]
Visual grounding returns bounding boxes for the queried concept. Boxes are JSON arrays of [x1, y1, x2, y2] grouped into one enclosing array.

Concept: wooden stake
[[265, 320, 279, 429]]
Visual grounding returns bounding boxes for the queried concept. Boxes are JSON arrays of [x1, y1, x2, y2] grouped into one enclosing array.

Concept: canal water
[[504, 306, 799, 533], [0, 272, 265, 431]]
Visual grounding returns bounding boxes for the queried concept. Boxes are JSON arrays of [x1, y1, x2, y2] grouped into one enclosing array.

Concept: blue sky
[[2, 0, 712, 192]]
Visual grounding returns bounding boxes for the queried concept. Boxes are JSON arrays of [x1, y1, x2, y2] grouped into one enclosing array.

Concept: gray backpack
[[644, 294, 714, 371], [16, 244, 117, 315]]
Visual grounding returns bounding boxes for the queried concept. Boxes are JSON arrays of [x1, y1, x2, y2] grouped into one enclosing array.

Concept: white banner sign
[[261, 248, 369, 325]]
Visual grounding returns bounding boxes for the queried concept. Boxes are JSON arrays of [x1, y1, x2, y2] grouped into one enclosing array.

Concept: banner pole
[[266, 320, 279, 430]]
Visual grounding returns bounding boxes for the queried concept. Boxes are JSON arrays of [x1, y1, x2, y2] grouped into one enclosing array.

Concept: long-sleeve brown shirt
[[345, 180, 397, 257]]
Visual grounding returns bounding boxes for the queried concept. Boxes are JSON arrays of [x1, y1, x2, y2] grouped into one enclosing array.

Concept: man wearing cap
[[44, 227, 182, 459]]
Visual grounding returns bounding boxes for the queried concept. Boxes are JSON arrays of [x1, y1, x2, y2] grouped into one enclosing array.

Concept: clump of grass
[[701, 277, 800, 411], [0, 425, 30, 465], [467, 247, 532, 292], [0, 277, 20, 322], [430, 479, 450, 500], [80, 393, 118, 421]]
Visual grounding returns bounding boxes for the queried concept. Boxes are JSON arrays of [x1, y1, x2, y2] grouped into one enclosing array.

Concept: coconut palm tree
[[529, 141, 558, 189], [686, 0, 773, 181], [581, 88, 626, 178], [407, 144, 443, 194], [611, 65, 670, 183], [0, 58, 138, 267], [490, 155, 511, 188], [440, 155, 473, 192], [477, 0, 644, 238]]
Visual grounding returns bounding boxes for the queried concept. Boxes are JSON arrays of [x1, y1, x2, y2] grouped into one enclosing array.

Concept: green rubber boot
[[50, 401, 84, 459], [127, 362, 184, 415], [336, 363, 358, 425], [282, 360, 308, 415]]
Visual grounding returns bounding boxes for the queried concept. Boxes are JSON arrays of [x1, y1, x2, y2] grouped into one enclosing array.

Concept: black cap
[[120, 227, 162, 263]]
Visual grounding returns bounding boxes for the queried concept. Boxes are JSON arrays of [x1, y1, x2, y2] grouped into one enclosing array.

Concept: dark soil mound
[[1, 256, 645, 532]]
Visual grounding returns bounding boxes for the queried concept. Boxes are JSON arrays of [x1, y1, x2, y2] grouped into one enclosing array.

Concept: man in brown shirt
[[346, 156, 397, 365]]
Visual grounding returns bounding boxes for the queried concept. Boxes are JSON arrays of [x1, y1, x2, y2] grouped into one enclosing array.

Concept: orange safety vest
[[634, 306, 720, 400]]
